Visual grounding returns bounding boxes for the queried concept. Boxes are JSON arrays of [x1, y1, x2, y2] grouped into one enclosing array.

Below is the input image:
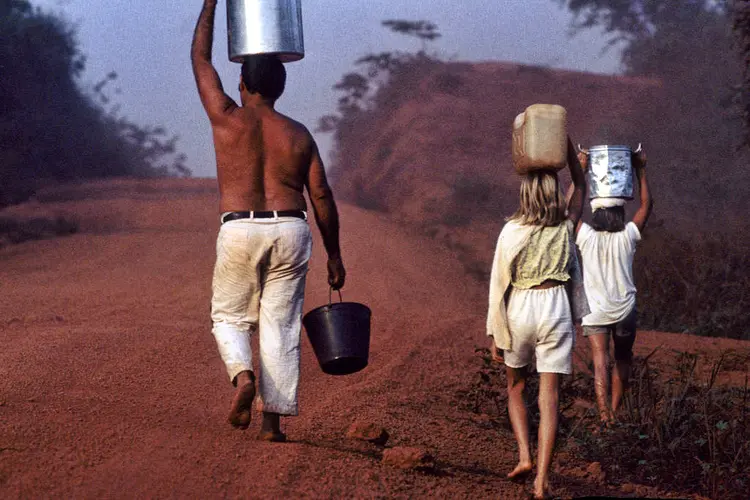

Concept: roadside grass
[[0, 216, 77, 247], [459, 348, 750, 499]]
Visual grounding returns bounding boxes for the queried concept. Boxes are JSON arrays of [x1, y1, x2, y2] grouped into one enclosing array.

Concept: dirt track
[[1, 180, 748, 498]]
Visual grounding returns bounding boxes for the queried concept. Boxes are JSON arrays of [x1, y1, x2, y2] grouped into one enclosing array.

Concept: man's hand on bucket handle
[[328, 256, 346, 290]]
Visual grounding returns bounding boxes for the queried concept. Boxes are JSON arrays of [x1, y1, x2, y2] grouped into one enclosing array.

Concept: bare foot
[[228, 372, 256, 429], [592, 418, 613, 436], [507, 461, 533, 481], [258, 430, 287, 442], [533, 479, 553, 499], [258, 412, 286, 442]]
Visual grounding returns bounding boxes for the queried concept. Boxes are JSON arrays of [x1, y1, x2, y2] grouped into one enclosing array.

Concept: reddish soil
[[1, 179, 748, 498]]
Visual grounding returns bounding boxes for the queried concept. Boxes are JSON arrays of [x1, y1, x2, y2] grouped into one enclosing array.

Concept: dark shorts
[[583, 308, 637, 361]]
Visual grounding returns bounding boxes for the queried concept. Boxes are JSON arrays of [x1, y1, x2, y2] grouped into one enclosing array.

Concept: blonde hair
[[509, 171, 566, 227]]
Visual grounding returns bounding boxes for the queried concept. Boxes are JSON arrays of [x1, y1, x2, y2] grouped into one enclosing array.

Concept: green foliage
[[634, 230, 750, 340], [569, 352, 750, 499], [0, 1, 189, 209], [558, 0, 745, 148], [382, 19, 441, 51], [462, 348, 750, 498], [0, 215, 77, 247]]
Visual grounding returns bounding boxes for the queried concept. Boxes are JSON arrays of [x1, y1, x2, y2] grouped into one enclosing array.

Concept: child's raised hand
[[633, 149, 648, 170], [577, 150, 589, 171]]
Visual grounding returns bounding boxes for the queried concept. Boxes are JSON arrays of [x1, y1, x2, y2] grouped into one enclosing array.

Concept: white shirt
[[576, 222, 641, 326]]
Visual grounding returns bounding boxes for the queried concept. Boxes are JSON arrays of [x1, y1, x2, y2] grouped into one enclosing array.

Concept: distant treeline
[[0, 0, 189, 209]]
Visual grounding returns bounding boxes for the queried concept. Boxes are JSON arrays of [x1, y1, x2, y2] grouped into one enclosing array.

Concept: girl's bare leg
[[534, 372, 560, 499], [588, 333, 613, 424], [506, 365, 533, 479], [611, 358, 631, 415]]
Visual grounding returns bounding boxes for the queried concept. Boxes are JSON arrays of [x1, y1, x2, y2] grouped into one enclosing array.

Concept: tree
[[381, 19, 442, 52], [557, 1, 734, 74], [0, 0, 189, 208]]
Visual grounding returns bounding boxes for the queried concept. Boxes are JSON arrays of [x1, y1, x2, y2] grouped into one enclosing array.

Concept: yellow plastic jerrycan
[[512, 104, 568, 174]]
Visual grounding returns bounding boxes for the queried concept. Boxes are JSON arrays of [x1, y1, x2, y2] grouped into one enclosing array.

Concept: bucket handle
[[578, 143, 643, 154], [328, 288, 343, 306]]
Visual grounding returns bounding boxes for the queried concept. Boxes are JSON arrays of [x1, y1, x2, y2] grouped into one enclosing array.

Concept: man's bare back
[[212, 104, 313, 213]]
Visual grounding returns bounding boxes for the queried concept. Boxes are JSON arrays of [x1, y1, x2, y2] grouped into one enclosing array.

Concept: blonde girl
[[487, 138, 588, 499]]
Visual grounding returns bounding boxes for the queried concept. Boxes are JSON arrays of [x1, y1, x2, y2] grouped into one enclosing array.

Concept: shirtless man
[[191, 0, 345, 441]]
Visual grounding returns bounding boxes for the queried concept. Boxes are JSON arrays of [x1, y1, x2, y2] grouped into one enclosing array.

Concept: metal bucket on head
[[587, 145, 636, 200], [227, 0, 304, 63]]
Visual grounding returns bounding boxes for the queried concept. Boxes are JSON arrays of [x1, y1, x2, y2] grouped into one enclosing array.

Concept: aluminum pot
[[586, 145, 637, 199], [227, 0, 304, 63]]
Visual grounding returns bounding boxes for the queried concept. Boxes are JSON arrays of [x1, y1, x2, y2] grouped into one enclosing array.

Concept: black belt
[[221, 210, 308, 224]]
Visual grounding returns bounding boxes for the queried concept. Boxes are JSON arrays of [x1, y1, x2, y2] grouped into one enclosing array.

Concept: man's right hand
[[327, 256, 346, 290]]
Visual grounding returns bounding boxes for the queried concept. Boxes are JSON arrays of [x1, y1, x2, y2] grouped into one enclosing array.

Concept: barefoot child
[[487, 138, 588, 499], [574, 150, 653, 424]]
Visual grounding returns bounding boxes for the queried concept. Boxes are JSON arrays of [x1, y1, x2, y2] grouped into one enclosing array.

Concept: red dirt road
[[1, 180, 747, 498]]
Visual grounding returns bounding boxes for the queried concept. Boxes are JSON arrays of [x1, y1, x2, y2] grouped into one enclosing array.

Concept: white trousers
[[211, 217, 312, 416]]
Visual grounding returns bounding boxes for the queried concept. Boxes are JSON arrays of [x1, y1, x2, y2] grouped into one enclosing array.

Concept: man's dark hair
[[591, 206, 626, 232], [241, 55, 286, 101]]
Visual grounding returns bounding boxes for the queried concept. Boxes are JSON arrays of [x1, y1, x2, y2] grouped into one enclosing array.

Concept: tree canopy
[[557, 0, 747, 154], [0, 0, 189, 208]]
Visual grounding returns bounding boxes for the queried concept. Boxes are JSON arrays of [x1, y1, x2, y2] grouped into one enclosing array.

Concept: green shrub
[[635, 230, 750, 340]]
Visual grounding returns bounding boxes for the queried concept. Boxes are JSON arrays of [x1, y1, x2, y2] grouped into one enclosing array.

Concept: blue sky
[[35, 0, 620, 177]]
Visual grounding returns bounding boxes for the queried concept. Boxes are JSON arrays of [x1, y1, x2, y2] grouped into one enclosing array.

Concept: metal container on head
[[586, 145, 635, 200], [227, 0, 304, 63]]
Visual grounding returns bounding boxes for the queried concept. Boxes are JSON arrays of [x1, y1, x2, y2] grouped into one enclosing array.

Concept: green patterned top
[[511, 222, 572, 289]]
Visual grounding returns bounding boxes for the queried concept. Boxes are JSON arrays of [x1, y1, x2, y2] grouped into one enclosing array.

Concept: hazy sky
[[35, 0, 620, 177]]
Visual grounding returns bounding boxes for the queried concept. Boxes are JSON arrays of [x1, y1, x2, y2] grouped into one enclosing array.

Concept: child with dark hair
[[574, 150, 653, 425]]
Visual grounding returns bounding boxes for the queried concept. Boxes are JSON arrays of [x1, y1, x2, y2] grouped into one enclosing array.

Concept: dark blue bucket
[[303, 290, 371, 375]]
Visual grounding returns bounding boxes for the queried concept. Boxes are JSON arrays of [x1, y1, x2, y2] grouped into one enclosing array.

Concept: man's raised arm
[[191, 0, 237, 121]]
